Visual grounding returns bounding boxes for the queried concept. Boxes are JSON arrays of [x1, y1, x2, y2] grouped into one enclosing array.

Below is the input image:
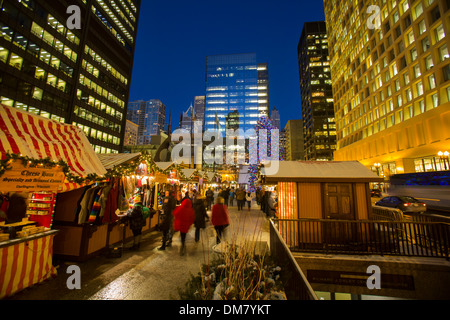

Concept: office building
[[194, 95, 205, 129], [179, 96, 205, 134], [298, 21, 336, 161], [127, 99, 166, 145], [0, 0, 141, 154], [284, 120, 305, 161], [179, 103, 194, 132], [324, 0, 450, 174], [270, 106, 281, 129], [124, 119, 138, 146], [204, 53, 270, 135], [280, 129, 287, 161]]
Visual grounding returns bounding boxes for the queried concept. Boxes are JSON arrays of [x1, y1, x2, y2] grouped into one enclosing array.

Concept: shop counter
[[53, 210, 160, 262], [0, 230, 58, 299]]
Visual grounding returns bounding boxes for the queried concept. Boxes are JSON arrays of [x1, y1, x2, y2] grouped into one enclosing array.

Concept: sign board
[[154, 172, 168, 184], [0, 161, 65, 193]]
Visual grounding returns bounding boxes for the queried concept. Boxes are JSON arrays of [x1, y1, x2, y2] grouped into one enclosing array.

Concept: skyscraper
[[284, 120, 305, 161], [204, 53, 269, 136], [127, 99, 166, 145], [179, 103, 194, 132], [193, 95, 205, 129], [0, 0, 141, 154], [324, 0, 450, 174], [298, 21, 336, 161], [270, 106, 281, 129]]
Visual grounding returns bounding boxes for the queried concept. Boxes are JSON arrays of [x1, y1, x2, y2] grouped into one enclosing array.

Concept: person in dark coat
[[159, 190, 176, 250], [211, 197, 230, 244], [127, 196, 150, 250], [193, 196, 209, 242], [235, 188, 246, 211], [173, 198, 195, 256], [205, 188, 214, 210]]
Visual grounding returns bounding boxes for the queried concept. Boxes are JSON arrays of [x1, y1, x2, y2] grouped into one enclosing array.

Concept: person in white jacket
[[246, 192, 254, 211]]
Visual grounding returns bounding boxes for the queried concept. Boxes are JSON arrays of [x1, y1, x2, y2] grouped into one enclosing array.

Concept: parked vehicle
[[371, 189, 382, 197], [375, 196, 427, 213]]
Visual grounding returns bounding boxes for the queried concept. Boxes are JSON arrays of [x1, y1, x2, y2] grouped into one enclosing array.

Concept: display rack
[[27, 192, 55, 228]]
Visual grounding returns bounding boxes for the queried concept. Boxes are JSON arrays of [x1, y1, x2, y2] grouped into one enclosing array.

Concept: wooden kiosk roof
[[262, 161, 384, 183]]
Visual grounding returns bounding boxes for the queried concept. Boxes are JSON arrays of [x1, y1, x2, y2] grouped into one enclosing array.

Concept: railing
[[273, 218, 450, 260], [269, 219, 318, 300]]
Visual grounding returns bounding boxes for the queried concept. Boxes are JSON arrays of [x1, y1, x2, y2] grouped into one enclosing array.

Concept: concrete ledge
[[293, 252, 450, 300]]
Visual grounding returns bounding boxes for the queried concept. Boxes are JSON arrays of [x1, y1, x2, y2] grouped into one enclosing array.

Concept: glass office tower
[[204, 53, 269, 136], [0, 0, 141, 154], [127, 99, 166, 145]]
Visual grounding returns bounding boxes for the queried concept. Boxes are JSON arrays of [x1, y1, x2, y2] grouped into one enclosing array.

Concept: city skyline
[[128, 0, 326, 131]]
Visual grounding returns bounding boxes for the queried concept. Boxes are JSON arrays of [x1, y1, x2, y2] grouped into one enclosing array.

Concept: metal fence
[[273, 218, 450, 259], [269, 219, 318, 300]]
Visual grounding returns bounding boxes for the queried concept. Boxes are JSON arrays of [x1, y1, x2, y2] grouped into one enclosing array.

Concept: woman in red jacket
[[173, 196, 195, 255], [211, 196, 230, 244]]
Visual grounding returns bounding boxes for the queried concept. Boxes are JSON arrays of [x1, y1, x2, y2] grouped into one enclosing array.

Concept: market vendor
[[0, 193, 28, 224]]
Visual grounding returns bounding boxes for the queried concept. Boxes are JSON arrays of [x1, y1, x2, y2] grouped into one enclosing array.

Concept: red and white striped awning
[[0, 104, 107, 181]]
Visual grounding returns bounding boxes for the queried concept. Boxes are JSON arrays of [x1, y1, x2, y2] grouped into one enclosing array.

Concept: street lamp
[[374, 163, 381, 176], [438, 151, 450, 170]]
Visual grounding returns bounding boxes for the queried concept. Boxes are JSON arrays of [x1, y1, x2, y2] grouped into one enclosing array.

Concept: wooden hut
[[262, 161, 383, 221]]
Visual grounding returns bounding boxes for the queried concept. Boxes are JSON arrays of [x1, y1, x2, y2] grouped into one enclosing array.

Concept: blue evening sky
[[128, 0, 326, 130]]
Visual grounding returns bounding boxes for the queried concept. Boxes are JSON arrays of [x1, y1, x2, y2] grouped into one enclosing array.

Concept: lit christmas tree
[[248, 116, 279, 192]]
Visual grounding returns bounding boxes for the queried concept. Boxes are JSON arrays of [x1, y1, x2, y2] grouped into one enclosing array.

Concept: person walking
[[158, 190, 176, 250], [246, 192, 253, 211], [211, 197, 230, 244], [127, 195, 150, 250], [260, 189, 266, 213], [235, 188, 246, 211], [173, 198, 195, 255], [193, 196, 209, 243], [267, 192, 277, 218], [229, 187, 235, 207], [205, 188, 214, 211]]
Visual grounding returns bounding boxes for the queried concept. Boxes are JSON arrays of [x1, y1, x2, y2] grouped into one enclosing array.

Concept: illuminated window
[[0, 46, 9, 63], [9, 54, 23, 70], [32, 87, 43, 101]]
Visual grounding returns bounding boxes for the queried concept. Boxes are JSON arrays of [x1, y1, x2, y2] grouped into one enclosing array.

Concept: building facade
[[194, 95, 205, 129], [127, 99, 166, 145], [124, 119, 138, 146], [270, 106, 281, 129], [284, 119, 305, 161], [298, 21, 336, 161], [0, 0, 141, 154], [179, 103, 194, 132], [324, 0, 450, 174], [204, 53, 270, 136]]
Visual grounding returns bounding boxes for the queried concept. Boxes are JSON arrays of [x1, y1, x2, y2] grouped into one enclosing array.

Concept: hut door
[[324, 183, 355, 220], [323, 183, 356, 245]]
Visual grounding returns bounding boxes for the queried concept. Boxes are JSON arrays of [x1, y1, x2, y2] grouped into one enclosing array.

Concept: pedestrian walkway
[[6, 203, 270, 300]]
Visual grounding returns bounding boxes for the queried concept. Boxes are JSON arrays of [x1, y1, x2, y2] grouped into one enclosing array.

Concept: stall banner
[[0, 234, 57, 299], [0, 104, 107, 179], [0, 161, 65, 193], [155, 172, 168, 183]]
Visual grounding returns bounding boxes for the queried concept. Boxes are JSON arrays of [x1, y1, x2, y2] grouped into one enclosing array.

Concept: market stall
[[0, 104, 106, 298], [101, 155, 180, 252], [261, 161, 383, 245]]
